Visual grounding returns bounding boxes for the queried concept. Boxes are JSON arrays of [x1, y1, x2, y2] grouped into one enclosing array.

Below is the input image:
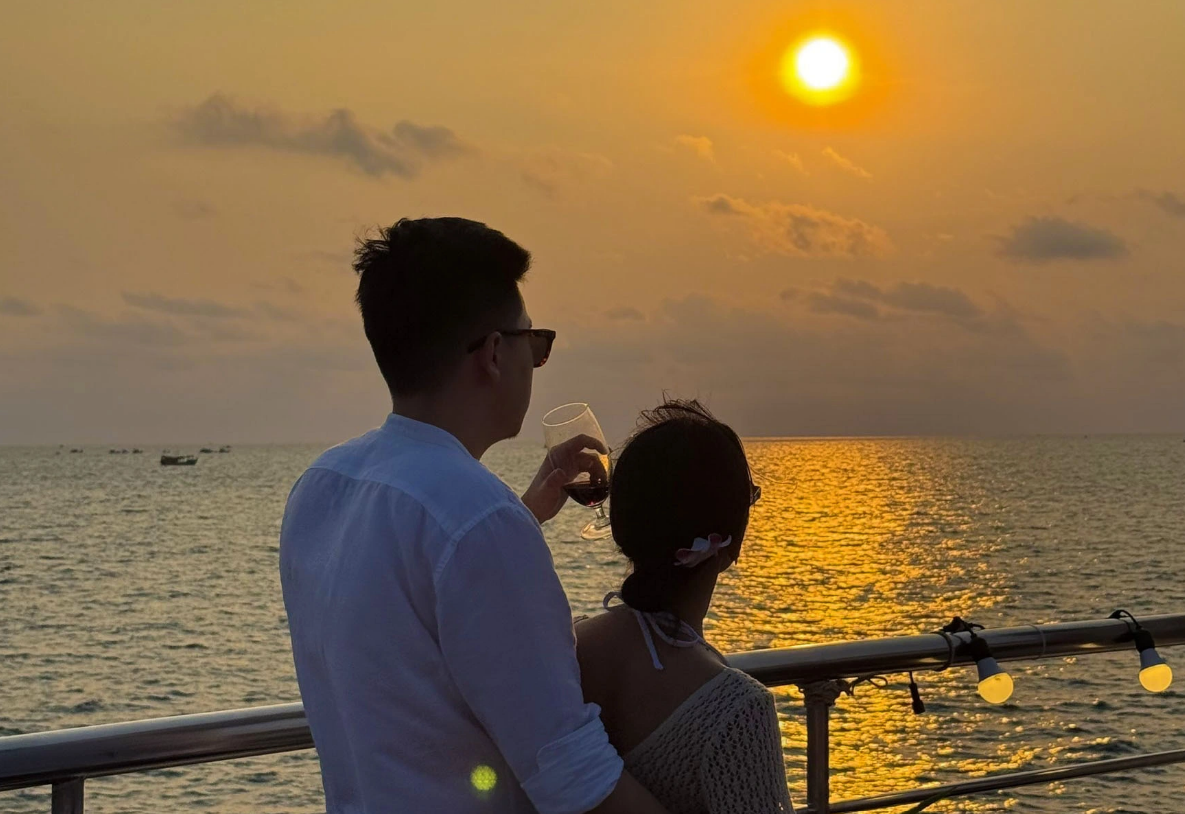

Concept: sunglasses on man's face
[[466, 328, 557, 368]]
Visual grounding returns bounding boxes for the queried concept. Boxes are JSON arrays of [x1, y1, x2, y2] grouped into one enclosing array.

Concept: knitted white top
[[622, 667, 794, 814]]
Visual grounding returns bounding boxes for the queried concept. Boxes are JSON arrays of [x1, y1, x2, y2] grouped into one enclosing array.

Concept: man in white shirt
[[280, 218, 667, 814]]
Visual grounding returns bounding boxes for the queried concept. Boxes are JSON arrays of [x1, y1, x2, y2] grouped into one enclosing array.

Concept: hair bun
[[620, 566, 685, 613]]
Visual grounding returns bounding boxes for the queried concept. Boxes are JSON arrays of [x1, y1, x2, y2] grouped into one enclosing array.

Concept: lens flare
[[470, 765, 497, 793]]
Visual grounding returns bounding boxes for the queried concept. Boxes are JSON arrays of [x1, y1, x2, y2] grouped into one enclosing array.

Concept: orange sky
[[2, 0, 1183, 443]]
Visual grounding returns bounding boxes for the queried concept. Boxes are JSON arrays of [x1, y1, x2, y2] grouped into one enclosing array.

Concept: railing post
[[51, 778, 84, 814], [801, 680, 845, 814]]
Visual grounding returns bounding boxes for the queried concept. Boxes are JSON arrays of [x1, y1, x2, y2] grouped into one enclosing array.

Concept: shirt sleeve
[[700, 686, 796, 814], [435, 502, 623, 814]]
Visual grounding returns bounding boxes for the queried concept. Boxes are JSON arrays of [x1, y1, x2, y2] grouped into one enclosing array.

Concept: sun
[[796, 38, 849, 90], [780, 34, 860, 106]]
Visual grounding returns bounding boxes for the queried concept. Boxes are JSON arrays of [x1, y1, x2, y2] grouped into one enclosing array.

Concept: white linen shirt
[[279, 413, 623, 814]]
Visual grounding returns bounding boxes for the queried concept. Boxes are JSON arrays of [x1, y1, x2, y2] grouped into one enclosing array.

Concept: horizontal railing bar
[[826, 746, 1185, 813], [0, 704, 312, 792], [727, 613, 1185, 687], [2, 613, 1182, 793]]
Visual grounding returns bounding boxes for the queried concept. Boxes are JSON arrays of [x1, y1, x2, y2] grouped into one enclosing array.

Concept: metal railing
[[3, 613, 1183, 813]]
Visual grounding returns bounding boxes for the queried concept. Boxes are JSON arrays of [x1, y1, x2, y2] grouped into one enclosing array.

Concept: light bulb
[[1134, 628, 1173, 693], [975, 657, 1014, 704], [966, 635, 1014, 704], [1139, 649, 1173, 693]]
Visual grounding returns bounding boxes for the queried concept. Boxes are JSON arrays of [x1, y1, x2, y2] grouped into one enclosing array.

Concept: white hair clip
[[673, 533, 732, 568]]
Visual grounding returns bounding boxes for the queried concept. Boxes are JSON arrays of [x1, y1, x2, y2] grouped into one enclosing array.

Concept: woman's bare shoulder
[[574, 609, 635, 701], [575, 607, 633, 660]]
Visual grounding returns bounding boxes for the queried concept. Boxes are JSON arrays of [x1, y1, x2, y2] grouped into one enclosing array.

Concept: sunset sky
[[2, 0, 1183, 444]]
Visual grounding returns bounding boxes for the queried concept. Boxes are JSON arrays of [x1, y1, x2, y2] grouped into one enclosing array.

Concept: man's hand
[[521, 434, 609, 524]]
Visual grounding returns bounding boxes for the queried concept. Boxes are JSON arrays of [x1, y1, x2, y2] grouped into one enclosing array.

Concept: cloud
[[58, 306, 190, 347], [187, 320, 265, 343], [1135, 190, 1185, 218], [783, 279, 989, 326], [674, 135, 715, 162], [0, 321, 381, 444], [520, 149, 613, 197], [389, 121, 471, 159], [261, 277, 305, 295], [122, 291, 249, 318], [822, 147, 872, 180], [699, 194, 746, 216], [254, 301, 302, 322], [832, 279, 983, 319], [172, 199, 216, 219], [773, 150, 808, 175], [11, 291, 1184, 442], [605, 306, 644, 321], [1120, 319, 1185, 367], [996, 216, 1128, 263], [251, 275, 308, 297], [695, 194, 893, 258], [172, 93, 473, 178], [0, 297, 42, 316], [805, 291, 881, 320], [536, 293, 1085, 438]]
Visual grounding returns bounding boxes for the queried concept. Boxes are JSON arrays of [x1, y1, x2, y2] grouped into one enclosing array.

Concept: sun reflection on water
[[706, 440, 1018, 809]]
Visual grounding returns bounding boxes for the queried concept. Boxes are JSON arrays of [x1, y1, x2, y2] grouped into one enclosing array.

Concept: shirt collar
[[380, 412, 472, 457]]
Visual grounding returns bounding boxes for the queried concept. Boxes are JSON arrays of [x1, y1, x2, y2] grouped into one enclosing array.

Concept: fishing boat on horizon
[[160, 453, 198, 466]]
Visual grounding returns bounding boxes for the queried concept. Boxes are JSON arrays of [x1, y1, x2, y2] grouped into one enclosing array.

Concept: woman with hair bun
[[576, 399, 794, 814]]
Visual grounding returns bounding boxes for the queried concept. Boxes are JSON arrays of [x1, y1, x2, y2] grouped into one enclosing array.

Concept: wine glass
[[542, 403, 613, 541]]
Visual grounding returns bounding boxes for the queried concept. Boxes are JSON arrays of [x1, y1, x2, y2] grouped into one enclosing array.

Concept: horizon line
[[4, 431, 1184, 449]]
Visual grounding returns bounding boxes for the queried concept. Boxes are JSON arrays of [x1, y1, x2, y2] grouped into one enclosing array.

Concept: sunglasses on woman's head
[[466, 328, 556, 368]]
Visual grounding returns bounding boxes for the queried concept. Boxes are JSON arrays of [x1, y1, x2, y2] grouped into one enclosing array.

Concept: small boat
[[69, 448, 83, 454], [160, 453, 198, 466], [217, 446, 231, 453], [132, 449, 143, 454], [199, 447, 215, 454]]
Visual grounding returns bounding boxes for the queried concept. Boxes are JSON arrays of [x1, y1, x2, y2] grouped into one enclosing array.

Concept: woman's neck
[[661, 572, 719, 636]]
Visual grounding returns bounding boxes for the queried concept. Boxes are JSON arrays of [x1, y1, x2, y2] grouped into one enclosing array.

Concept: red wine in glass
[[542, 403, 613, 540], [563, 479, 610, 507]]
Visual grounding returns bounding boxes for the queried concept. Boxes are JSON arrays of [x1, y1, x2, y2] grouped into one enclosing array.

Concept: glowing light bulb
[[970, 637, 1013, 704], [1138, 641, 1173, 693], [977, 666, 1015, 705], [1139, 662, 1173, 693]]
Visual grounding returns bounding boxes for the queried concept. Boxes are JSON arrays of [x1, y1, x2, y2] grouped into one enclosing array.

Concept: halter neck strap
[[602, 592, 721, 671]]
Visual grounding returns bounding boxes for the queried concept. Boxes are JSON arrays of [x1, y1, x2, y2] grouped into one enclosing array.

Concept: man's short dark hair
[[353, 217, 531, 396]]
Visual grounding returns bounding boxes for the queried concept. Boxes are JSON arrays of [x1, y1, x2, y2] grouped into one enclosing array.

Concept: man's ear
[[475, 332, 503, 384]]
